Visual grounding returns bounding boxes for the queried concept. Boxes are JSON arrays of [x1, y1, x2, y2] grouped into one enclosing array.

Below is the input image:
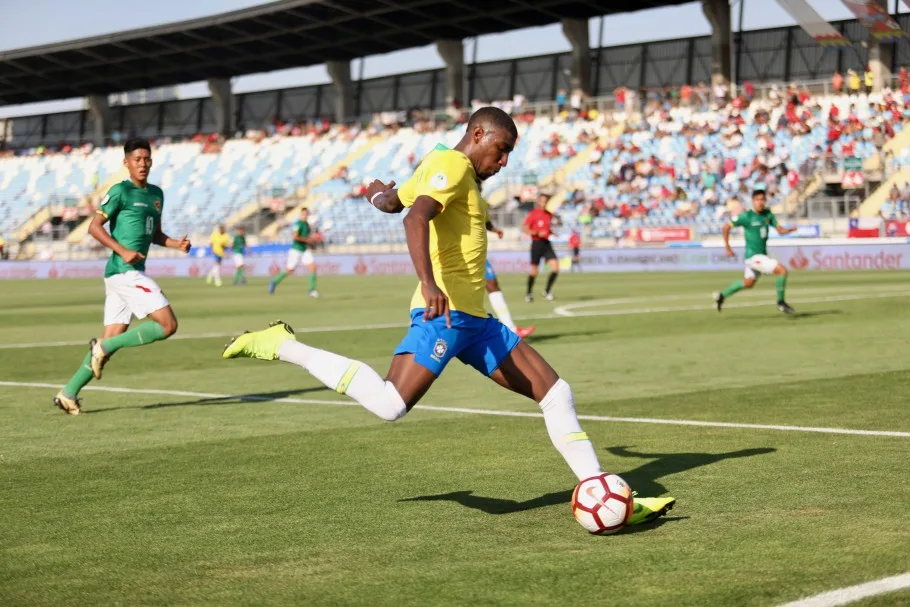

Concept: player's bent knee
[[375, 381, 407, 422]]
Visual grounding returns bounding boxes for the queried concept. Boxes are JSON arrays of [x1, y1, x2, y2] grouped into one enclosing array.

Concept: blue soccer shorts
[[484, 260, 497, 281], [394, 309, 521, 377]]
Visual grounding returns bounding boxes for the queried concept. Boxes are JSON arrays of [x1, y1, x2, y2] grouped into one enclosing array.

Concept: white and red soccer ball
[[571, 473, 634, 534]]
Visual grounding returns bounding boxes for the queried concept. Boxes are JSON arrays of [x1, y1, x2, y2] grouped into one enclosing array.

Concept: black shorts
[[572, 247, 580, 258], [530, 240, 557, 265]]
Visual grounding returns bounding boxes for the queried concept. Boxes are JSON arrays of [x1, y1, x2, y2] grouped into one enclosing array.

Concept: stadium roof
[[0, 0, 689, 105]]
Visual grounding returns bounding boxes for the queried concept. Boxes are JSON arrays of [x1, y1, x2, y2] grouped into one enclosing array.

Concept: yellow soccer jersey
[[210, 231, 231, 256], [398, 148, 488, 318]]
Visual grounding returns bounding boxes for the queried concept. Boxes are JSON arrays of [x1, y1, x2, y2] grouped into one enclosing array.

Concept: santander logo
[[788, 248, 810, 270]]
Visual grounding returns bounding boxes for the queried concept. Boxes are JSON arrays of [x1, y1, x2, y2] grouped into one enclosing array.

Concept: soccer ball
[[571, 473, 634, 534]]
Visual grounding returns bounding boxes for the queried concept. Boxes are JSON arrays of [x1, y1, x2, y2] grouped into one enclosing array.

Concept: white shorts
[[744, 254, 780, 280], [103, 271, 170, 326], [287, 248, 314, 270], [232, 253, 245, 266]]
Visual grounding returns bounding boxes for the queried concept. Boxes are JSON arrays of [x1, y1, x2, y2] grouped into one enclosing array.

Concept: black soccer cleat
[[713, 292, 724, 312], [777, 301, 795, 314]]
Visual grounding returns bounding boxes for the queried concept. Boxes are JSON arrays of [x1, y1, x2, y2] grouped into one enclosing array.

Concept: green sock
[[309, 273, 317, 291], [63, 351, 94, 398], [775, 274, 788, 302], [721, 281, 745, 298], [238, 268, 245, 281], [273, 270, 288, 285], [234, 268, 242, 283], [101, 322, 167, 356]]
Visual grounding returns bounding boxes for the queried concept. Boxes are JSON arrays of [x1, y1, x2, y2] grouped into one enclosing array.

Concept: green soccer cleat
[[222, 320, 295, 360], [628, 496, 676, 525]]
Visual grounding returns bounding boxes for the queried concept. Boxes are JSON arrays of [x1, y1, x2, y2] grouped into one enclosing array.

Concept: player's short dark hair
[[752, 189, 767, 198], [466, 106, 518, 140], [123, 138, 151, 155]]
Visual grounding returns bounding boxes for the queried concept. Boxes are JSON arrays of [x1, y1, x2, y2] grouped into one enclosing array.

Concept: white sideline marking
[[553, 290, 910, 317], [777, 572, 910, 607], [2, 286, 909, 350], [0, 322, 406, 350], [3, 381, 910, 439]]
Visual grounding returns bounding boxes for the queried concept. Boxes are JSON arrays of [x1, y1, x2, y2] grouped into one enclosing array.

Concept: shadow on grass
[[84, 386, 330, 414], [786, 309, 843, 320], [605, 445, 775, 497], [400, 446, 775, 519]]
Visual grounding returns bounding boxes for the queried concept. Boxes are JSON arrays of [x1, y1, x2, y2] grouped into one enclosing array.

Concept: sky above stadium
[[0, 0, 861, 117]]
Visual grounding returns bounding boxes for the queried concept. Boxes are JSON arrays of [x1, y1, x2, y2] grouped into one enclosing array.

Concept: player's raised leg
[[56, 321, 129, 415], [222, 321, 425, 421]]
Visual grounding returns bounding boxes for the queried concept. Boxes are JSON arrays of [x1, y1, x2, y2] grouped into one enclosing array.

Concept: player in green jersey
[[232, 226, 247, 286], [268, 207, 321, 298], [713, 189, 797, 314], [53, 139, 192, 415]]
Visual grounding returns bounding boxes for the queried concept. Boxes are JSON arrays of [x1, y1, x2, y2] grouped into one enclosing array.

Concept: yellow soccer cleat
[[222, 320, 295, 360], [628, 496, 676, 525], [53, 391, 81, 416], [89, 338, 109, 380]]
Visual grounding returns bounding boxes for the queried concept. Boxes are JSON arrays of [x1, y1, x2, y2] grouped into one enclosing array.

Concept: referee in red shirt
[[522, 191, 560, 302]]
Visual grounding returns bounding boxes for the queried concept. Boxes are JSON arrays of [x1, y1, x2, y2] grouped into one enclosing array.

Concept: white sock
[[214, 265, 222, 284], [539, 379, 602, 480], [488, 290, 517, 331], [278, 340, 407, 422]]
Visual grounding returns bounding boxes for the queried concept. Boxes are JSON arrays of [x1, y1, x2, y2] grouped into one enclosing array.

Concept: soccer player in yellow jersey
[[206, 225, 231, 287], [222, 108, 673, 522]]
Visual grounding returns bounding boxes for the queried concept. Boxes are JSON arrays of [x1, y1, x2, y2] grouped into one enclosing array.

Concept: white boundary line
[[553, 290, 910, 317], [3, 381, 910, 439], [3, 287, 909, 350], [776, 572, 910, 607]]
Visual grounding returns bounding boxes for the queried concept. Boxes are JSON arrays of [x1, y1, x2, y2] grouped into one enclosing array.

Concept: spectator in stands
[[743, 80, 754, 102], [901, 181, 910, 204], [880, 187, 903, 220], [832, 71, 844, 94], [614, 86, 626, 112], [864, 65, 874, 94], [848, 69, 861, 95], [556, 89, 567, 112], [680, 83, 692, 107], [0, 234, 5, 260]]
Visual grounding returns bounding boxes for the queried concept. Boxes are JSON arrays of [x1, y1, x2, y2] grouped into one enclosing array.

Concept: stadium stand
[[2, 3, 910, 258]]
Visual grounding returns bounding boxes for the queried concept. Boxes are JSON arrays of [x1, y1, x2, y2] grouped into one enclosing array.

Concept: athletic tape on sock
[[335, 362, 361, 394]]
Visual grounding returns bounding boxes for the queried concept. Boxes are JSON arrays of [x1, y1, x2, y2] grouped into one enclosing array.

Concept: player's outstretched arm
[[365, 179, 404, 214], [153, 227, 192, 254], [486, 220, 504, 239], [403, 195, 450, 327], [776, 225, 798, 235], [722, 222, 736, 257], [88, 214, 145, 265]]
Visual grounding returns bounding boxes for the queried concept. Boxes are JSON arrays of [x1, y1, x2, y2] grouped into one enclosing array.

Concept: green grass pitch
[[2, 270, 910, 606]]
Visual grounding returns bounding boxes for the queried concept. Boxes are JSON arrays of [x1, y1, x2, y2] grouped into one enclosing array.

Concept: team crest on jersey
[[430, 172, 448, 190], [430, 338, 448, 362], [154, 200, 162, 212]]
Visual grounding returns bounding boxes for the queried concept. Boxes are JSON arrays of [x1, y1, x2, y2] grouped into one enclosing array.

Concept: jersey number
[[760, 226, 767, 239], [145, 217, 155, 236]]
